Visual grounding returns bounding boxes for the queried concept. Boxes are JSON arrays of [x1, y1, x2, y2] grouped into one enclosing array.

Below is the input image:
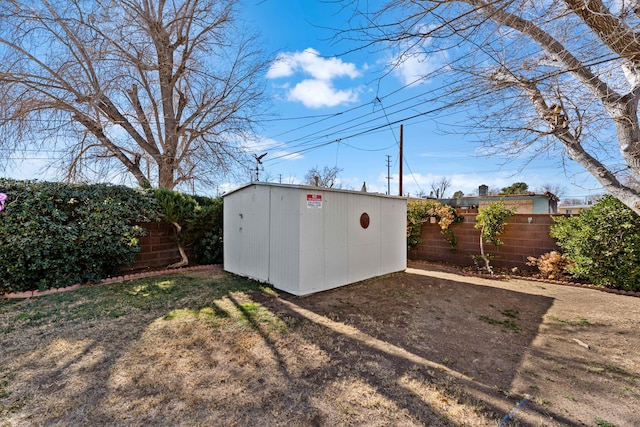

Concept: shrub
[[527, 251, 573, 281], [153, 189, 223, 267], [191, 197, 223, 265], [0, 179, 157, 294], [474, 200, 516, 273], [407, 199, 462, 251], [551, 195, 640, 290]]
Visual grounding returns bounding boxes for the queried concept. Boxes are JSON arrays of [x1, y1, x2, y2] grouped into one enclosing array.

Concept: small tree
[[474, 200, 516, 273], [536, 183, 565, 198], [551, 195, 640, 290]]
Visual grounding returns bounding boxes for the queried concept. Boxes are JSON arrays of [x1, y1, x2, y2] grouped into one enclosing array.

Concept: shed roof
[[222, 181, 407, 200]]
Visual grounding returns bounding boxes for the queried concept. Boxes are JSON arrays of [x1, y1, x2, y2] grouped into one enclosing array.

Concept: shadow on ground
[[3, 267, 637, 426], [252, 269, 582, 425]]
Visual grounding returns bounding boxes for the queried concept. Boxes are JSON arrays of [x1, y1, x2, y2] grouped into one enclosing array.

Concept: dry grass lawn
[[1, 265, 638, 426]]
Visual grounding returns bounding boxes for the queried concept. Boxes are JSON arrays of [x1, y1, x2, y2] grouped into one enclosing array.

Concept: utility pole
[[399, 124, 403, 197], [386, 155, 392, 195]]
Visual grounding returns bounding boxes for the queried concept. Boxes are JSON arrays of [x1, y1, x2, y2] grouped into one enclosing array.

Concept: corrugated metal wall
[[321, 191, 349, 291], [268, 186, 301, 292], [380, 197, 409, 273], [224, 183, 406, 295], [223, 185, 271, 282]]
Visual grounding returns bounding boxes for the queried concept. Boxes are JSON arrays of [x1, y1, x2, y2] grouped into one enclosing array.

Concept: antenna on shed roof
[[253, 153, 267, 181]]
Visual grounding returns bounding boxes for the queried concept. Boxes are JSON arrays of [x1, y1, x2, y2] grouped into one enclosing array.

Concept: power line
[[258, 60, 469, 153], [263, 93, 468, 166]]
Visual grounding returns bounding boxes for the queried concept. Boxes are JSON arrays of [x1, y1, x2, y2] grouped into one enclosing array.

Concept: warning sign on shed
[[306, 193, 322, 208]]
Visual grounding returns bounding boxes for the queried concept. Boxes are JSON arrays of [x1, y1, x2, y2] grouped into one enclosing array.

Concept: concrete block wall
[[408, 214, 562, 270], [123, 214, 561, 274], [117, 222, 189, 273]]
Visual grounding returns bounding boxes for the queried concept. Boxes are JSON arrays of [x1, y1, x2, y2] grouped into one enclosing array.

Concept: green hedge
[[551, 195, 640, 291], [153, 188, 223, 265], [0, 179, 158, 294], [191, 195, 223, 265]]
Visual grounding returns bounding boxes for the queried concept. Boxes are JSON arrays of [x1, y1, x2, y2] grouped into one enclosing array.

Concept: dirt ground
[[1, 263, 639, 426], [269, 263, 640, 426]]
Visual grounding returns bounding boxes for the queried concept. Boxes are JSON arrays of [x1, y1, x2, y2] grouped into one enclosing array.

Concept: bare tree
[[342, 0, 640, 215], [536, 183, 566, 198], [430, 176, 451, 198], [0, 0, 269, 190], [304, 166, 343, 188]]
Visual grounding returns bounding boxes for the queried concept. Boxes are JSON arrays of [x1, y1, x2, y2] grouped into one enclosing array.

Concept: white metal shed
[[223, 182, 407, 295]]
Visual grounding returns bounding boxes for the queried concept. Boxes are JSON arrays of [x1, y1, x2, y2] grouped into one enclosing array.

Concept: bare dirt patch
[[1, 265, 638, 426]]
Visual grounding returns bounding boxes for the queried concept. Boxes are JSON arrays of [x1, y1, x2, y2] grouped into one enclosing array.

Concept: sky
[[235, 0, 604, 202], [2, 0, 605, 203]]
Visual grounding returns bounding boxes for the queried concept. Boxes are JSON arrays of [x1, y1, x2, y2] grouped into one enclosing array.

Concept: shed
[[223, 182, 407, 295]]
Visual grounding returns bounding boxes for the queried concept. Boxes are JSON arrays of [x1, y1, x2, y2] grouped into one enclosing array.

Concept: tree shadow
[[250, 268, 583, 425], [1, 270, 597, 425]]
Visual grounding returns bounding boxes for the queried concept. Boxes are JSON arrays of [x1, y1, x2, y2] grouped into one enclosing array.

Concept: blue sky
[[3, 0, 605, 202], [238, 0, 604, 201]]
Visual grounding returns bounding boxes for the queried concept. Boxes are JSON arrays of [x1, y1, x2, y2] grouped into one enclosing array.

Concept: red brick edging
[[2, 264, 222, 300]]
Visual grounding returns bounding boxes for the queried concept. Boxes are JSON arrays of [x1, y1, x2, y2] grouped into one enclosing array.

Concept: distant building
[[559, 204, 592, 215], [436, 185, 559, 214]]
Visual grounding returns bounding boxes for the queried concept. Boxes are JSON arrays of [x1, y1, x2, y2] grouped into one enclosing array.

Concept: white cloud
[[266, 58, 295, 79], [267, 48, 362, 109], [241, 136, 280, 153], [270, 149, 303, 161], [386, 25, 448, 86], [288, 79, 358, 108], [268, 48, 360, 80], [392, 54, 439, 86]]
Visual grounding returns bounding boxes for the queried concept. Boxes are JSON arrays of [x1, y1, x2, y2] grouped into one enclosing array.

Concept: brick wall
[[408, 214, 563, 270], [117, 222, 188, 273]]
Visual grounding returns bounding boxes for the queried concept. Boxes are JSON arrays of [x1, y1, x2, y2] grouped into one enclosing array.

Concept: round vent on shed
[[360, 212, 370, 229]]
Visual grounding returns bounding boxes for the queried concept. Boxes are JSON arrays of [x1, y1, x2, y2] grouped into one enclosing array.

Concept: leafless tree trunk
[[0, 0, 269, 190], [167, 221, 189, 269], [341, 0, 640, 215]]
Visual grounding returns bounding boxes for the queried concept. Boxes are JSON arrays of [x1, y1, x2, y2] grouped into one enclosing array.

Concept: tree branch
[[72, 111, 151, 187]]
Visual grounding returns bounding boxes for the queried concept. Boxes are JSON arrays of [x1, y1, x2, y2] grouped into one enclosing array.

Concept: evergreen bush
[[551, 195, 640, 290], [191, 196, 223, 265], [0, 179, 157, 293], [153, 189, 223, 267]]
